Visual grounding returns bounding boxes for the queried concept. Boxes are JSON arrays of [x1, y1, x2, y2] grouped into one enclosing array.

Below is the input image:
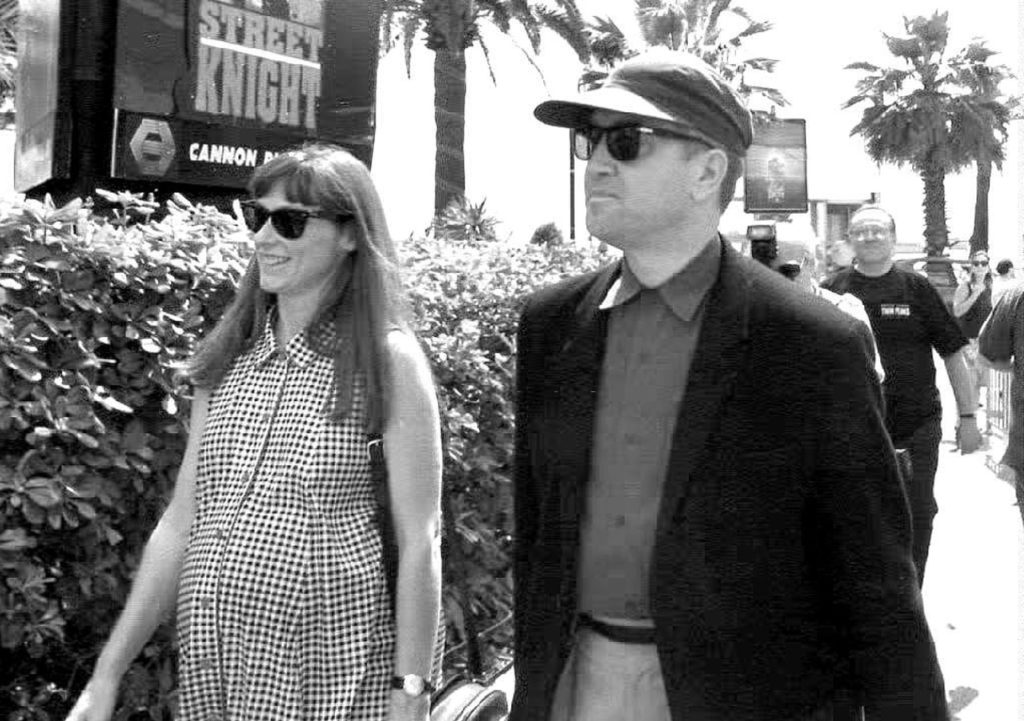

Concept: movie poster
[[744, 119, 808, 214], [112, 0, 381, 187]]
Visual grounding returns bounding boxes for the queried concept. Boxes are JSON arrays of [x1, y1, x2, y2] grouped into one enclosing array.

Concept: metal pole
[[569, 132, 576, 240]]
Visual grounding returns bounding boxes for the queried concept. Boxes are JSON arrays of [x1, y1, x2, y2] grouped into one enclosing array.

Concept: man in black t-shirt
[[822, 205, 982, 584]]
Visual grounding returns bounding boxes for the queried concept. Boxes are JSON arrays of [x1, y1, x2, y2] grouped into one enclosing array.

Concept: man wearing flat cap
[[512, 50, 949, 721]]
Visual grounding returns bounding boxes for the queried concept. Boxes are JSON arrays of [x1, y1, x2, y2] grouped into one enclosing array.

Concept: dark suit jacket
[[510, 241, 949, 721]]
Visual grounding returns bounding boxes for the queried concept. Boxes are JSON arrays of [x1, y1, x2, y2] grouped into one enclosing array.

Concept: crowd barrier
[[985, 367, 1014, 436]]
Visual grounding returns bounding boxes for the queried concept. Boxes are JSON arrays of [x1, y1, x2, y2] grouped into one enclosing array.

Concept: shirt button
[[214, 528, 226, 541], [638, 351, 652, 364], [261, 411, 273, 423], [200, 597, 213, 610], [613, 515, 627, 528], [200, 657, 215, 671], [624, 433, 640, 446]]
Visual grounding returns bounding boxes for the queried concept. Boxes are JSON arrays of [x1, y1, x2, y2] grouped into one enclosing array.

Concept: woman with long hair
[[953, 250, 994, 394], [66, 144, 443, 721]]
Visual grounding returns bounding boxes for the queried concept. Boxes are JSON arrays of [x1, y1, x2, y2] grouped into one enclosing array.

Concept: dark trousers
[[896, 417, 943, 586]]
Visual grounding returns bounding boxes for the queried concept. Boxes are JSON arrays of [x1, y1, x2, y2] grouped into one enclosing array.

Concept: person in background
[[65, 144, 444, 721], [979, 280, 1024, 528], [513, 49, 949, 721], [952, 250, 993, 394], [821, 205, 981, 586], [768, 234, 884, 381], [992, 258, 1017, 306]]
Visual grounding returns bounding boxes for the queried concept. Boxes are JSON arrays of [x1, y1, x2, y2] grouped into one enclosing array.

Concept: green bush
[[403, 233, 610, 672], [0, 191, 611, 719], [0, 192, 249, 720], [529, 222, 564, 247]]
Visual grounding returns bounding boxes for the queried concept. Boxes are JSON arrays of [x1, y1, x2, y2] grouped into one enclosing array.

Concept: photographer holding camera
[[748, 224, 883, 381]]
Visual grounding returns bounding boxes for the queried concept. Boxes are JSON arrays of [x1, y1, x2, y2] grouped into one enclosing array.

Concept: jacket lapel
[[544, 263, 619, 494], [656, 241, 754, 534]]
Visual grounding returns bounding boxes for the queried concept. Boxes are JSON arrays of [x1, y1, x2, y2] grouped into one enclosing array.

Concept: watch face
[[403, 675, 425, 696]]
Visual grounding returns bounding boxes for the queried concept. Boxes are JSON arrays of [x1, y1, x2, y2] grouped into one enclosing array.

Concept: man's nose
[[587, 136, 617, 172]]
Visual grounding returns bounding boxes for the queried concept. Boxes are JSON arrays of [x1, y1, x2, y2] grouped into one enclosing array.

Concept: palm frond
[[477, 35, 499, 85], [742, 57, 778, 73], [402, 15, 424, 76], [578, 67, 610, 90], [728, 20, 771, 45], [744, 85, 789, 108], [536, 7, 589, 62], [845, 61, 881, 73], [706, 0, 733, 32], [476, 0, 512, 35], [501, 29, 548, 85], [507, 0, 543, 54]]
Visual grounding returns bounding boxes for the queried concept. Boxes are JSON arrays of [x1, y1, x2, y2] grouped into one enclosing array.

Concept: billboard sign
[[743, 119, 808, 214], [111, 0, 382, 188]]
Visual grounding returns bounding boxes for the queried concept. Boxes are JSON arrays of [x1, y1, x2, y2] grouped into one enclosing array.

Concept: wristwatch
[[391, 674, 435, 698]]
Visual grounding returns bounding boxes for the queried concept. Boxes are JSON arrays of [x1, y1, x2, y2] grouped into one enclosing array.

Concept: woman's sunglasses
[[572, 125, 710, 162], [240, 199, 351, 240], [972, 260, 989, 267]]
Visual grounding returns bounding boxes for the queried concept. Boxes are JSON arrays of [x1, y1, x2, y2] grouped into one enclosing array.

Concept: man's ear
[[688, 147, 729, 204]]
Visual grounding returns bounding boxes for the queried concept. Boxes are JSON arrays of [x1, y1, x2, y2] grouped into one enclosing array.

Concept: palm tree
[[380, 0, 590, 215], [947, 41, 1018, 255], [844, 12, 1012, 256], [583, 0, 786, 108]]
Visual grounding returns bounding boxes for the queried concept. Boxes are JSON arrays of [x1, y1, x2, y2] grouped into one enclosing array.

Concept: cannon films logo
[[129, 118, 176, 176]]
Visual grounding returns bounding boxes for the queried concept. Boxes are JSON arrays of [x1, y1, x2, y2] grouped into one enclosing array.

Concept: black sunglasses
[[972, 261, 989, 267], [572, 125, 710, 162], [240, 200, 351, 240]]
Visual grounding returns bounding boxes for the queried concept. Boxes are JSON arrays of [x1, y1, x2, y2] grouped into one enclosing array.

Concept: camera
[[747, 223, 777, 267]]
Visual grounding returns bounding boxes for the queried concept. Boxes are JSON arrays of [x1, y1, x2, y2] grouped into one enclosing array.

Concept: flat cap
[[534, 49, 753, 156]]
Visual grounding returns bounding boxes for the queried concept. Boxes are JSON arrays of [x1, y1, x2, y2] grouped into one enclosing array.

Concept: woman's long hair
[[188, 143, 410, 433]]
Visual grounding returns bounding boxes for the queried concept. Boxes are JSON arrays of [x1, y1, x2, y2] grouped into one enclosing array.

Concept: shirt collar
[[252, 309, 332, 370], [599, 236, 721, 321]]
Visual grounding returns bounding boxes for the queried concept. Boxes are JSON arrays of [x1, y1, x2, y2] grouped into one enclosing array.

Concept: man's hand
[[957, 418, 982, 454], [389, 690, 430, 721], [65, 677, 118, 721]]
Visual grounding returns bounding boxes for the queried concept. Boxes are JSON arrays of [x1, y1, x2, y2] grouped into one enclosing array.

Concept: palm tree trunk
[[921, 160, 948, 257], [968, 157, 992, 255], [433, 46, 467, 215]]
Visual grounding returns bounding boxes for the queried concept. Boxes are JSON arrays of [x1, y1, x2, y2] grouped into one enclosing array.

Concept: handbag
[[369, 435, 511, 721]]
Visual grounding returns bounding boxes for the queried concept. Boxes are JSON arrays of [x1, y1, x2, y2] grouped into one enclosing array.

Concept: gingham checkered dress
[[176, 317, 405, 720]]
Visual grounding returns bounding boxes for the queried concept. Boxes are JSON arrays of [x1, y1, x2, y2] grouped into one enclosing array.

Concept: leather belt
[[578, 613, 657, 645]]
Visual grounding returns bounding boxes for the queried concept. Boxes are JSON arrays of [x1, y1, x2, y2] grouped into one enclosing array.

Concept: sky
[[369, 0, 1023, 262]]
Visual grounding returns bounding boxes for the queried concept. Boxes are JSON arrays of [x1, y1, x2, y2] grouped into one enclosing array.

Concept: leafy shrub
[[0, 190, 611, 718], [0, 192, 248, 720], [430, 196, 499, 243], [529, 222, 564, 247], [403, 233, 610, 674]]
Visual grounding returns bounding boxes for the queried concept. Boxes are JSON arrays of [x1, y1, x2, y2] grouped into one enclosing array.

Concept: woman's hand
[[388, 690, 430, 721]]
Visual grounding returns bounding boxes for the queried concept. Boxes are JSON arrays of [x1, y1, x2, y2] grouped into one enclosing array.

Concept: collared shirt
[[577, 238, 721, 619]]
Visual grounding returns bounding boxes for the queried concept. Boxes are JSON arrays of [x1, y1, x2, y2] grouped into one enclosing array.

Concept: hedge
[[0, 192, 609, 720]]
